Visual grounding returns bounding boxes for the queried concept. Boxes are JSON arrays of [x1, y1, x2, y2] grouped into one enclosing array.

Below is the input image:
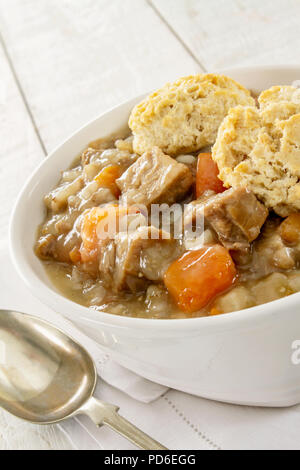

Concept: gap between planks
[[0, 0, 205, 160], [147, 0, 207, 73], [0, 31, 47, 156]]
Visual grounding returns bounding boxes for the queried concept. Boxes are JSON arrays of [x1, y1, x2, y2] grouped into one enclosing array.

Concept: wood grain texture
[[151, 0, 300, 71], [0, 412, 73, 450], [3, 0, 300, 451], [0, 0, 200, 450], [0, 42, 43, 250], [0, 0, 200, 153], [0, 43, 74, 450]]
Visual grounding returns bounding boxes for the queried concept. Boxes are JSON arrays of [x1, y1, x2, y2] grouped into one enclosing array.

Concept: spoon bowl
[[0, 309, 166, 449], [0, 309, 96, 423]]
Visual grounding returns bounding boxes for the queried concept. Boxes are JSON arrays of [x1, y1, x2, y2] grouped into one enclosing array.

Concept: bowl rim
[[9, 64, 300, 331]]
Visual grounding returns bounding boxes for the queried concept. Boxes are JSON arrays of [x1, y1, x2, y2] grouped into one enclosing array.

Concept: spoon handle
[[80, 397, 167, 450]]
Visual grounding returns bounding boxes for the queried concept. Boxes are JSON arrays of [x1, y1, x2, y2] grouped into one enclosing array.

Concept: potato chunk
[[251, 273, 290, 305], [212, 286, 254, 314]]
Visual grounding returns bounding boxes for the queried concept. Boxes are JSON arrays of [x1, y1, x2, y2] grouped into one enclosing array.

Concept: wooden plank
[[0, 43, 74, 449], [0, 0, 200, 153], [0, 43, 44, 249], [0, 0, 199, 449], [150, 0, 300, 71], [0, 411, 74, 450]]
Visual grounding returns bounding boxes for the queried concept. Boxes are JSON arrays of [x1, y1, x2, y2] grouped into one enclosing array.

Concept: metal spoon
[[0, 309, 167, 450]]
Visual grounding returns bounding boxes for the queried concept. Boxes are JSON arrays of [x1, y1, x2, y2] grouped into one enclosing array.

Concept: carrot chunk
[[164, 245, 236, 313], [279, 213, 300, 245], [94, 165, 121, 198], [196, 153, 226, 198], [80, 205, 119, 263], [80, 204, 139, 263]]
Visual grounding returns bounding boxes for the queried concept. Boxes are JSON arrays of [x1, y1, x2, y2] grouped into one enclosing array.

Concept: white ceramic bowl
[[10, 66, 300, 407]]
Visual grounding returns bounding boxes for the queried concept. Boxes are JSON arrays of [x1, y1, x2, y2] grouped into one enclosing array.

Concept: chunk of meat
[[185, 187, 268, 255], [99, 226, 182, 292], [36, 209, 84, 263], [35, 234, 57, 260], [116, 147, 193, 209], [35, 230, 81, 263], [164, 245, 237, 313]]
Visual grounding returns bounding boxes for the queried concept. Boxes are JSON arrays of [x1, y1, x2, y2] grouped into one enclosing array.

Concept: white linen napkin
[[2, 246, 300, 450]]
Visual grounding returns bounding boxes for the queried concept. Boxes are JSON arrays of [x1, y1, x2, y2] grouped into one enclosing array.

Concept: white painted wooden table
[[0, 0, 300, 450]]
